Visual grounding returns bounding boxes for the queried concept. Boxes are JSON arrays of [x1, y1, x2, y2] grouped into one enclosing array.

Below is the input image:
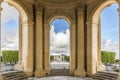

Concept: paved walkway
[[28, 76, 93, 80]]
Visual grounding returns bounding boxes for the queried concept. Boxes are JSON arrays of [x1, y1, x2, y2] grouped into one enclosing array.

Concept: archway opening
[[101, 3, 119, 71], [50, 18, 70, 73], [88, 0, 119, 75], [0, 0, 33, 76], [1, 1, 19, 72]]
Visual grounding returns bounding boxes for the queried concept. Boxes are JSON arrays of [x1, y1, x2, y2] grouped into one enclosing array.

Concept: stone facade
[[0, 0, 120, 78]]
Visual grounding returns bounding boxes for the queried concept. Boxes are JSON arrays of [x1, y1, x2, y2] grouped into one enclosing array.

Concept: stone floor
[[28, 76, 93, 80]]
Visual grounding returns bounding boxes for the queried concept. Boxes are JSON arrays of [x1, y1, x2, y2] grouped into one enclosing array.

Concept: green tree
[[2, 50, 18, 64], [50, 55, 54, 61], [64, 56, 70, 62], [101, 51, 116, 65]]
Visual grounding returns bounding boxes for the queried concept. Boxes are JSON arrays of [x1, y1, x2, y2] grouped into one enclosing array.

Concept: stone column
[[98, 16, 101, 64], [86, 22, 100, 76], [44, 24, 50, 74], [74, 7, 85, 77], [70, 24, 76, 75], [14, 15, 24, 70], [34, 5, 46, 77], [22, 21, 34, 76], [97, 16, 105, 71]]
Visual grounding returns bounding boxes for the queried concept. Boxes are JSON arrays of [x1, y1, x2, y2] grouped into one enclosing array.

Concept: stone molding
[[22, 20, 34, 26]]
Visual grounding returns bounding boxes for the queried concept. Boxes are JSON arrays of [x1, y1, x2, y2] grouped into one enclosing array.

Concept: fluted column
[[22, 21, 34, 76], [74, 6, 85, 77], [34, 5, 46, 77], [44, 24, 50, 74], [70, 24, 76, 74]]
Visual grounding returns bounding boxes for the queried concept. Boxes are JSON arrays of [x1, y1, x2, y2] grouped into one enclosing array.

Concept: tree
[[50, 55, 54, 61], [2, 50, 18, 65], [101, 51, 116, 70], [64, 56, 70, 62]]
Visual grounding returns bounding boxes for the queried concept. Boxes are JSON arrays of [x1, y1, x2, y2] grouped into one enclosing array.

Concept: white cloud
[[1, 2, 19, 51], [50, 26, 70, 55], [101, 39, 119, 59], [1, 2, 19, 25]]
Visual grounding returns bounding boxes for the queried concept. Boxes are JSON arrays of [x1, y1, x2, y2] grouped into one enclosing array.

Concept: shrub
[[101, 51, 116, 65], [2, 50, 18, 64], [50, 55, 54, 61], [64, 56, 70, 62]]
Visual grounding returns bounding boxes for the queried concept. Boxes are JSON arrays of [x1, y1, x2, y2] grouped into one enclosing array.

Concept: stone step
[[0, 71, 28, 80], [91, 71, 119, 80], [48, 69, 72, 76]]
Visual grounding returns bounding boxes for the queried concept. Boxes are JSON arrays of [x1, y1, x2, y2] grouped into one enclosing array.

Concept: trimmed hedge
[[64, 56, 70, 62], [50, 55, 54, 61], [2, 50, 18, 64], [101, 51, 116, 65]]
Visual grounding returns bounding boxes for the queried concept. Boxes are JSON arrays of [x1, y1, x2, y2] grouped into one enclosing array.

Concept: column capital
[[22, 20, 34, 27], [70, 24, 76, 30], [76, 5, 85, 15], [86, 21, 99, 28], [34, 2, 44, 12]]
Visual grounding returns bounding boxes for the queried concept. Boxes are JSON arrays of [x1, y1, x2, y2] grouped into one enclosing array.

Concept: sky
[[1, 2, 119, 58]]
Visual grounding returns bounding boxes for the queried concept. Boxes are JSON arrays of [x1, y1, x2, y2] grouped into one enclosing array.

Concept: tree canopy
[[101, 51, 116, 65]]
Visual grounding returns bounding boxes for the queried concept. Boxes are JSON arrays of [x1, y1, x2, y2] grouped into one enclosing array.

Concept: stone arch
[[92, 0, 117, 24], [48, 15, 72, 26], [43, 13, 76, 75], [3, 0, 34, 76], [87, 0, 118, 76], [4, 0, 32, 22]]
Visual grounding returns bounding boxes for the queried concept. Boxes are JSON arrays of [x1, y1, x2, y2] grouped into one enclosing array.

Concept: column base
[[117, 73, 120, 80], [70, 69, 75, 75], [74, 69, 86, 77], [25, 71, 33, 77], [14, 62, 24, 71], [35, 70, 46, 78], [97, 63, 105, 71]]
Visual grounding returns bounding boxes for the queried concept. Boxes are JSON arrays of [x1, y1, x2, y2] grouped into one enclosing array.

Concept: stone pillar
[[74, 7, 85, 77], [97, 16, 105, 71], [98, 16, 101, 64], [22, 21, 34, 76], [34, 5, 46, 77], [87, 22, 99, 76], [14, 15, 24, 71], [44, 24, 50, 74], [70, 24, 76, 75]]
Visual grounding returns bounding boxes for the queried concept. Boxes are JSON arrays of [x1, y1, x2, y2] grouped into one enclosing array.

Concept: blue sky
[[101, 4, 119, 42], [50, 19, 69, 33], [1, 2, 119, 58]]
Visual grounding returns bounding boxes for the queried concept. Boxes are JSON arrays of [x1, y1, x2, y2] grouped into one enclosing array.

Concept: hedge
[[101, 51, 116, 65], [64, 56, 70, 62], [2, 50, 18, 64]]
